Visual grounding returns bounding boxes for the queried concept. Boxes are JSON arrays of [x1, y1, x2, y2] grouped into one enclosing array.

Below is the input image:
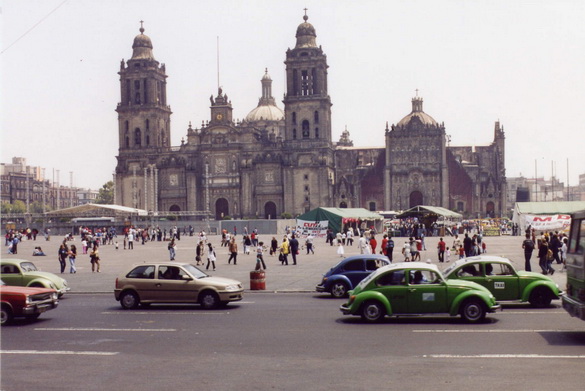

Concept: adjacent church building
[[114, 15, 506, 220]]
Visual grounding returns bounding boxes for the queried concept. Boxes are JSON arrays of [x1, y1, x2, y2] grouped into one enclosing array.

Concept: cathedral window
[[301, 70, 309, 96], [125, 137, 129, 148], [369, 202, 376, 211], [134, 128, 142, 146], [315, 128, 319, 139], [304, 174, 309, 180], [135, 93, 141, 104], [146, 134, 150, 146], [314, 111, 319, 124], [292, 69, 298, 96], [143, 79, 148, 103], [302, 120, 310, 138], [312, 68, 318, 94], [292, 112, 297, 125], [146, 119, 150, 130], [293, 128, 297, 140], [125, 121, 129, 133]]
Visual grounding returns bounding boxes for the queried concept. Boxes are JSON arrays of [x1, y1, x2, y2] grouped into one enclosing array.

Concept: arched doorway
[[264, 201, 277, 219], [215, 198, 229, 220], [486, 201, 495, 218], [169, 205, 181, 212], [339, 201, 347, 208], [409, 191, 423, 208]]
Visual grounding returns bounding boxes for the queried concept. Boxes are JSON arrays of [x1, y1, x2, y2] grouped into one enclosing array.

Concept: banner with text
[[523, 214, 571, 231], [295, 220, 329, 238]]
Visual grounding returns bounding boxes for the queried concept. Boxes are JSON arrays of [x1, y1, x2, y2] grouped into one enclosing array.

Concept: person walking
[[280, 237, 290, 265], [336, 239, 345, 257], [537, 238, 549, 275], [89, 244, 100, 273], [127, 230, 134, 249], [386, 236, 395, 262], [58, 243, 68, 274], [522, 233, 535, 271], [270, 236, 278, 256], [168, 238, 176, 261], [195, 241, 204, 266], [68, 244, 77, 274], [206, 243, 216, 271], [369, 233, 377, 254], [228, 237, 238, 265], [255, 241, 267, 270], [305, 235, 315, 254], [289, 234, 299, 265], [437, 237, 446, 263], [358, 234, 368, 254]]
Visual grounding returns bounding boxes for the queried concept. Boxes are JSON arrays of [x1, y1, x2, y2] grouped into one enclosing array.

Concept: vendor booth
[[512, 201, 585, 233], [295, 208, 383, 237], [396, 205, 463, 236]]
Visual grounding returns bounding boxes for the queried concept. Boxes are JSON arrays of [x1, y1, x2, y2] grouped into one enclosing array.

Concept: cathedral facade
[[114, 15, 507, 219]]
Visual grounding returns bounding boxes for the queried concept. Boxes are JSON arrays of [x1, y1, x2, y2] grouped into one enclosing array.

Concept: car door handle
[[486, 279, 492, 282], [155, 283, 162, 287], [409, 288, 417, 292]]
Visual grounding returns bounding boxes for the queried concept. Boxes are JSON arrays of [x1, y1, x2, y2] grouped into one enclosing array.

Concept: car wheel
[[360, 300, 385, 323], [529, 287, 553, 308], [199, 291, 220, 309], [330, 282, 349, 298], [120, 291, 140, 310], [0, 305, 13, 325], [460, 299, 486, 323]]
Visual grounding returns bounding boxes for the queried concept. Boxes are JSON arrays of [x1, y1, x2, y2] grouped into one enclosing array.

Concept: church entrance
[[409, 191, 423, 208], [215, 198, 229, 220], [486, 201, 495, 218], [264, 201, 277, 219], [339, 201, 347, 208], [169, 205, 180, 212]]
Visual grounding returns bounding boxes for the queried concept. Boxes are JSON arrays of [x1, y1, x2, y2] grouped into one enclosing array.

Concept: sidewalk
[[2, 233, 566, 294]]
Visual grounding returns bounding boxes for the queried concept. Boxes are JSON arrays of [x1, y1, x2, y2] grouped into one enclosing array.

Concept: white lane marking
[[101, 312, 229, 315], [1, 350, 119, 356], [34, 327, 176, 332], [413, 329, 578, 333], [424, 354, 585, 359], [498, 311, 565, 314]]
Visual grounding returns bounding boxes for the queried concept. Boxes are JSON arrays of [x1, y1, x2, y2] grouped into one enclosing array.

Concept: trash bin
[[250, 270, 266, 290]]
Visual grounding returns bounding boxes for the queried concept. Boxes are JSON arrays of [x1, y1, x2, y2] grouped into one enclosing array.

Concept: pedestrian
[[168, 238, 176, 260], [128, 230, 134, 249], [369, 233, 377, 254], [410, 237, 420, 261], [336, 239, 345, 257], [386, 236, 395, 262], [280, 237, 290, 265], [270, 236, 278, 256], [81, 238, 88, 254], [243, 235, 252, 255], [358, 234, 368, 254], [58, 243, 68, 274], [206, 243, 216, 271], [305, 235, 315, 254], [289, 234, 299, 265], [402, 241, 411, 262], [346, 229, 354, 246], [195, 241, 204, 265], [68, 244, 77, 274], [11, 236, 19, 254], [228, 237, 238, 265], [255, 241, 267, 270], [437, 237, 446, 263], [537, 238, 549, 275], [89, 244, 100, 273]]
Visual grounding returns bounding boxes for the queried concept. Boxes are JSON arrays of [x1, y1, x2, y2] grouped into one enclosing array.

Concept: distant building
[[114, 14, 506, 219]]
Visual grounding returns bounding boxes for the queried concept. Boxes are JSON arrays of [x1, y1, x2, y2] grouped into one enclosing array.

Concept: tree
[[95, 181, 114, 204], [1, 200, 26, 214]]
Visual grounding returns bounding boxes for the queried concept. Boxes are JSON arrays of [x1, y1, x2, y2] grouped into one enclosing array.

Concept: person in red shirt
[[381, 234, 388, 256], [437, 237, 446, 263], [369, 233, 377, 254]]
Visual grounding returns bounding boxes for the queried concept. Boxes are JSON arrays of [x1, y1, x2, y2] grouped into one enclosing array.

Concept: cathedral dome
[[131, 24, 155, 61], [397, 97, 438, 127], [245, 69, 285, 122], [295, 14, 317, 49]]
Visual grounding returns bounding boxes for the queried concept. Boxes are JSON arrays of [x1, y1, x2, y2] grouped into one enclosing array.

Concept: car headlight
[[225, 284, 239, 291], [49, 282, 57, 289], [26, 296, 32, 305], [52, 293, 58, 301]]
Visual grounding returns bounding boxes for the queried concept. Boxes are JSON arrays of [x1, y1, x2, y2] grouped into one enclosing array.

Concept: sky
[[1, 0, 584, 190]]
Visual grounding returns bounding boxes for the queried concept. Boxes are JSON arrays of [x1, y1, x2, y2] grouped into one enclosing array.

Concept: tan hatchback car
[[114, 262, 244, 309]]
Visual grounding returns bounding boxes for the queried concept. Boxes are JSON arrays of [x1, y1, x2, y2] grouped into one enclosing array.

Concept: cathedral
[[114, 14, 507, 220]]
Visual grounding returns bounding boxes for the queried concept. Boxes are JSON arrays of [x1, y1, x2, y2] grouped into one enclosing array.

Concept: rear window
[[568, 219, 585, 255], [126, 265, 155, 279]]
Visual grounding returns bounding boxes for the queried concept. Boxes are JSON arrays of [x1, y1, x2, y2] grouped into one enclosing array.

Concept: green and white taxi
[[443, 255, 563, 308], [340, 262, 500, 323]]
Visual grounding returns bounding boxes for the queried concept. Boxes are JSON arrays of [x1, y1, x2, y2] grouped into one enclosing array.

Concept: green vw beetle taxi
[[340, 262, 500, 323], [443, 255, 563, 307]]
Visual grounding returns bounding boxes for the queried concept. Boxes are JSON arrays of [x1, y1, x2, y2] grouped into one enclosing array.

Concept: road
[[2, 293, 584, 391]]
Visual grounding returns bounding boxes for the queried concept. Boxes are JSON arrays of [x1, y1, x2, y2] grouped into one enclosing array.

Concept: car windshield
[[183, 264, 208, 279], [20, 262, 38, 272], [0, 279, 5, 286]]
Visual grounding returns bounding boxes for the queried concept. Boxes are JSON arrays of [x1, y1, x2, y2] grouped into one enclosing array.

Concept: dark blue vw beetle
[[316, 254, 390, 298]]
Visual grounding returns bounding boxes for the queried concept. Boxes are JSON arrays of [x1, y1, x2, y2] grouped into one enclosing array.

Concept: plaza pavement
[[2, 233, 567, 294]]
